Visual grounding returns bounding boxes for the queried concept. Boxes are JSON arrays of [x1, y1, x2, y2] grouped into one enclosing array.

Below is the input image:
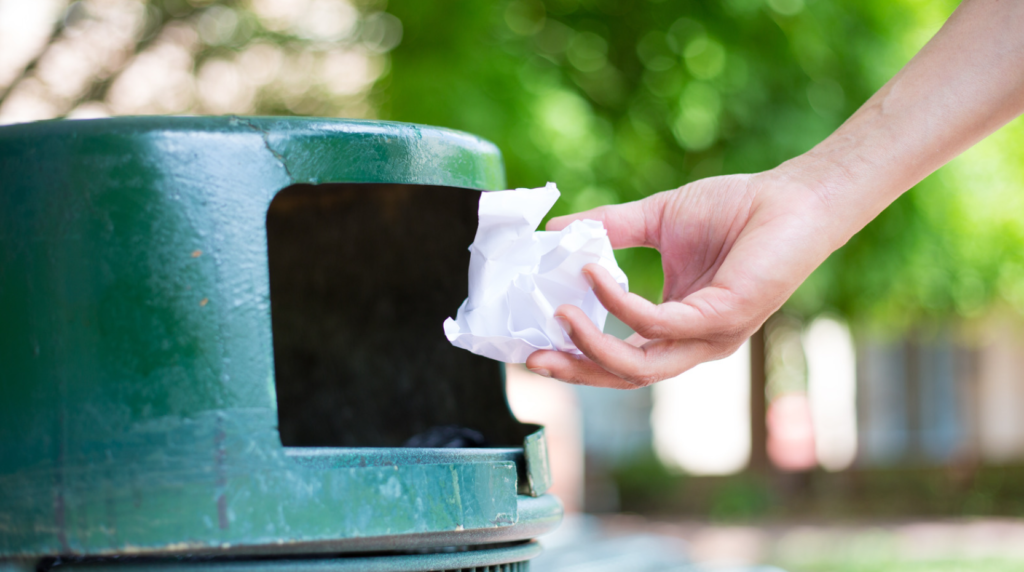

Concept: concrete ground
[[532, 514, 1024, 571]]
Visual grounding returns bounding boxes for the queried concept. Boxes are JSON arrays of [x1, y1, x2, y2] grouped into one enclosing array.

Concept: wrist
[[762, 114, 910, 247]]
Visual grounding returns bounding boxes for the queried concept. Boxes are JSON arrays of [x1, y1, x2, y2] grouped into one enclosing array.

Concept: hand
[[525, 171, 840, 389], [528, 0, 1024, 389]]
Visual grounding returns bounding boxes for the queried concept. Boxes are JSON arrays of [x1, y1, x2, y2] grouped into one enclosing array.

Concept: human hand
[[525, 171, 841, 389], [525, 0, 1024, 389]]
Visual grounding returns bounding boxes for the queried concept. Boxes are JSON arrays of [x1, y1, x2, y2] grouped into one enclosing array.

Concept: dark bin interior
[[266, 183, 529, 448]]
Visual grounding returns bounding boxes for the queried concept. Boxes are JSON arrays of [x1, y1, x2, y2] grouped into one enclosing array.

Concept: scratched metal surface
[[0, 117, 555, 559]]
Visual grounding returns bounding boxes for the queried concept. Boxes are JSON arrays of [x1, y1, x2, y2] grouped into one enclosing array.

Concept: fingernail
[[582, 269, 595, 289], [556, 315, 573, 336], [529, 368, 552, 378]]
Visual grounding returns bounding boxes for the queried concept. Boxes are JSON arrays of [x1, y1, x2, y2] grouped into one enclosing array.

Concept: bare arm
[[526, 0, 1024, 388], [791, 0, 1024, 246]]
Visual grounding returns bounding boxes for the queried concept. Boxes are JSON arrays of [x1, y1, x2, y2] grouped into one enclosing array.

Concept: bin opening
[[266, 183, 525, 448]]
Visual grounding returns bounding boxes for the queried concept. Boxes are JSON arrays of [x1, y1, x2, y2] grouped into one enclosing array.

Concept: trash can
[[0, 117, 561, 571]]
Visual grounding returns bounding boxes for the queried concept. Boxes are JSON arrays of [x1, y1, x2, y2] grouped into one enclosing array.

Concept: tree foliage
[[4, 0, 1023, 328], [381, 0, 1024, 327]]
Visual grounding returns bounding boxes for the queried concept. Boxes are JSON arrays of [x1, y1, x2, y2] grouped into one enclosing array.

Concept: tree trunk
[[749, 325, 770, 472]]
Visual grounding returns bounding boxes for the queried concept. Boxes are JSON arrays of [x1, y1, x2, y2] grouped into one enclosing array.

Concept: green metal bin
[[0, 117, 561, 571]]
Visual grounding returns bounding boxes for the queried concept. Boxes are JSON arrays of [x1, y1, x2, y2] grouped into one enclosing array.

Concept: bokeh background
[[4, 0, 1024, 570]]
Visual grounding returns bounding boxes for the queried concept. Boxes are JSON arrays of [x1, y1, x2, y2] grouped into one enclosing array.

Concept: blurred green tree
[[381, 0, 1024, 328], [2, 0, 1022, 328]]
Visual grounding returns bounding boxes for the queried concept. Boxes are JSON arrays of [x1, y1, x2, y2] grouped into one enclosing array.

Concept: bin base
[[8, 541, 540, 572]]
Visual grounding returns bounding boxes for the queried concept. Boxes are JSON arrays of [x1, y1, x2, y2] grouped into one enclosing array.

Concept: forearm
[[772, 0, 1024, 247]]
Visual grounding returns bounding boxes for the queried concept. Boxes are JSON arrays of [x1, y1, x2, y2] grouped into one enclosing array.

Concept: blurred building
[[858, 317, 1024, 467], [586, 311, 1024, 493]]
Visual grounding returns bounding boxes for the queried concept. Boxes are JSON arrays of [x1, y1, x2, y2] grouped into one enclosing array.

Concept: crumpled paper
[[443, 182, 629, 363]]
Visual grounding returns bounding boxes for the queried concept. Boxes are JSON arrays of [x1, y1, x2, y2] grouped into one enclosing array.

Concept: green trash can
[[0, 117, 561, 571]]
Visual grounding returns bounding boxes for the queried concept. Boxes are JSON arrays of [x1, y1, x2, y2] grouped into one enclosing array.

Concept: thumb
[[546, 194, 662, 250]]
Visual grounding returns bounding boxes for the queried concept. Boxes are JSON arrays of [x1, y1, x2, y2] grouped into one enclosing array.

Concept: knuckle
[[561, 370, 592, 387], [621, 346, 670, 387], [711, 314, 757, 345], [713, 313, 747, 339], [600, 282, 629, 307], [623, 371, 662, 388], [634, 306, 670, 339], [562, 376, 588, 387], [707, 339, 746, 361], [685, 294, 761, 344], [633, 320, 665, 340]]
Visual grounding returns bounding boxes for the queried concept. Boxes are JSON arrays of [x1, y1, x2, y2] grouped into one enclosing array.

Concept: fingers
[[555, 304, 649, 381], [525, 263, 753, 387], [582, 263, 689, 340], [528, 333, 735, 389], [526, 351, 645, 390], [623, 332, 650, 347], [525, 292, 745, 388], [546, 194, 664, 250], [583, 263, 750, 343], [551, 304, 725, 387]]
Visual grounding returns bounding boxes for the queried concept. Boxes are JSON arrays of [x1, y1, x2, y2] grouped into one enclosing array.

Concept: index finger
[[546, 194, 664, 250], [583, 263, 749, 343]]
